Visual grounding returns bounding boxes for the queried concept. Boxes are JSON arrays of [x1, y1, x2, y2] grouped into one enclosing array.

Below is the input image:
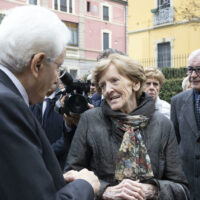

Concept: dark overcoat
[[171, 89, 200, 200], [65, 105, 190, 200], [0, 69, 94, 200]]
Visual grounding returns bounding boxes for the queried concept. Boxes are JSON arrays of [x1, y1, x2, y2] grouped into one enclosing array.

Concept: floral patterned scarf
[[113, 115, 154, 181], [101, 92, 155, 182]]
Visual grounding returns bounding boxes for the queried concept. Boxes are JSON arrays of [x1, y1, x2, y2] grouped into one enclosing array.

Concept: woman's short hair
[[144, 68, 165, 87], [0, 5, 70, 73], [93, 53, 146, 99]]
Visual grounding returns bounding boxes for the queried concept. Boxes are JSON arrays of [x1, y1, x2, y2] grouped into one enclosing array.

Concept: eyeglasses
[[187, 66, 200, 76], [31, 54, 64, 77]]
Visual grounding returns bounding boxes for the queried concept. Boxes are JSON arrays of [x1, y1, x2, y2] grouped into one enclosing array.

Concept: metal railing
[[153, 6, 174, 25], [137, 54, 189, 69]]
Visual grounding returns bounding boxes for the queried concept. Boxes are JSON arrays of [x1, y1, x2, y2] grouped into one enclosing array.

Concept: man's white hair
[[188, 49, 200, 65], [0, 5, 71, 72]]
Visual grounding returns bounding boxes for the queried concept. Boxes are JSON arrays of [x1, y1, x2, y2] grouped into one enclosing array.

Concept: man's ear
[[30, 52, 46, 78], [132, 81, 140, 92]]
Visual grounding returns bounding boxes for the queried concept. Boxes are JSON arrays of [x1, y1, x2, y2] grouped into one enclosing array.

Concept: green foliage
[[160, 78, 183, 103], [161, 67, 187, 79]]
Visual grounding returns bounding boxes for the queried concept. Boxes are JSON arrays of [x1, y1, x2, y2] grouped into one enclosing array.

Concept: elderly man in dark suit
[[171, 49, 200, 200], [0, 5, 99, 200]]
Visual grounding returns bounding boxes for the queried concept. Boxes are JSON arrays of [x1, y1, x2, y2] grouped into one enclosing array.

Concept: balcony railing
[[153, 6, 174, 26]]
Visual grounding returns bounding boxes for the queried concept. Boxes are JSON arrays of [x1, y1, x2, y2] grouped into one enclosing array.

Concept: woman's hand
[[102, 179, 157, 200]]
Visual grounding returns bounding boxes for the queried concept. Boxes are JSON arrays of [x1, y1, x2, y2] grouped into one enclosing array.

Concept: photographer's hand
[[63, 113, 80, 128], [88, 103, 94, 109], [63, 103, 94, 128]]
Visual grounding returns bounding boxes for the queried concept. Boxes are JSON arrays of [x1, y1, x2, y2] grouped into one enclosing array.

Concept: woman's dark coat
[[65, 98, 190, 200]]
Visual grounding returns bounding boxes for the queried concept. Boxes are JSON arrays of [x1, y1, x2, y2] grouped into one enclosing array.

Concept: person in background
[[30, 78, 72, 170], [144, 67, 171, 119], [87, 73, 102, 107], [182, 76, 192, 91], [0, 5, 99, 200], [65, 54, 190, 200], [171, 49, 200, 200]]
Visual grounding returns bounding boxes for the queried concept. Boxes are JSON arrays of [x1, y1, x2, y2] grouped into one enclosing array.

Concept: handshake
[[64, 168, 100, 195]]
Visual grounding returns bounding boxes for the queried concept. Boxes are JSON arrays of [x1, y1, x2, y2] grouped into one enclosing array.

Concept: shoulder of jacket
[[172, 89, 192, 101], [151, 110, 172, 126], [82, 107, 103, 118]]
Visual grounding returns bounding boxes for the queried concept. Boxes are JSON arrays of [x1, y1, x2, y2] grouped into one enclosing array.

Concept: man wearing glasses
[[171, 49, 200, 200], [0, 5, 99, 200]]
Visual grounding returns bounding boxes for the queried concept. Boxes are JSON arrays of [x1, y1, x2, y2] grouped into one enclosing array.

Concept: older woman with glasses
[[65, 54, 190, 200]]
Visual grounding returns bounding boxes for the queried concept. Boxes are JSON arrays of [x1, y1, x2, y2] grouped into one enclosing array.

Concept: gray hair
[[0, 5, 71, 73], [188, 49, 200, 65]]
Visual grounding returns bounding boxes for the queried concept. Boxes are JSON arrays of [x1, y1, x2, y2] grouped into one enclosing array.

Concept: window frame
[[101, 3, 112, 22], [63, 21, 79, 47], [87, 1, 91, 12], [28, 0, 40, 5], [154, 38, 174, 68], [102, 30, 112, 51], [53, 0, 74, 14]]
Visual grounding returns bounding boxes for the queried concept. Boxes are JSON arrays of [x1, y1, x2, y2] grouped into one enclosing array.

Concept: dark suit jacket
[[0, 69, 94, 200], [171, 89, 200, 200], [30, 98, 74, 169], [90, 92, 102, 107]]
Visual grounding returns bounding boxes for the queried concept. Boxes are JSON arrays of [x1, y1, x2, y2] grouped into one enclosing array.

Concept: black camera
[[58, 70, 91, 115]]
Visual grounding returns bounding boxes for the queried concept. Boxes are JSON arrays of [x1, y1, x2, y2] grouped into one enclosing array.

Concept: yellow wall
[[128, 0, 200, 68]]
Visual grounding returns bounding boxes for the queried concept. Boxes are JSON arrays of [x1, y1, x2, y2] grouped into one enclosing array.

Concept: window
[[0, 14, 5, 24], [158, 0, 170, 9], [87, 1, 90, 12], [69, 0, 73, 13], [29, 0, 37, 5], [64, 22, 78, 46], [157, 42, 171, 68], [103, 32, 109, 50], [60, 0, 67, 12], [103, 6, 109, 21], [54, 0, 73, 13], [54, 0, 58, 10]]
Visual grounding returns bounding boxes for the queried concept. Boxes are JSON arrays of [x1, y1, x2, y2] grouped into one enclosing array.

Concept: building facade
[[128, 0, 200, 69], [0, 0, 127, 78]]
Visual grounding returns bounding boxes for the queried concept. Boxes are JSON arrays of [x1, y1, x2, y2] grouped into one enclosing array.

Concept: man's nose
[[191, 69, 198, 77]]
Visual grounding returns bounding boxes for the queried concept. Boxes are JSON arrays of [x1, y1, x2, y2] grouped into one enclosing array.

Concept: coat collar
[[0, 69, 23, 99]]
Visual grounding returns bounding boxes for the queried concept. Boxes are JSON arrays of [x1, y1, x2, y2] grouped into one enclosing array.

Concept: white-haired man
[[171, 49, 200, 200], [0, 5, 99, 200]]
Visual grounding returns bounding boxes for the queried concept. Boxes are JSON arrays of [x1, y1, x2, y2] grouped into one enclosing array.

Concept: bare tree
[[175, 0, 200, 23]]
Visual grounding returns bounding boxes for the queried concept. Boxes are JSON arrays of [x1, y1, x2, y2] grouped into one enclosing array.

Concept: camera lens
[[67, 94, 88, 114]]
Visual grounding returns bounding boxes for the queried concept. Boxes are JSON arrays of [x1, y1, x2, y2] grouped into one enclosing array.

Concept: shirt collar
[[0, 64, 29, 106]]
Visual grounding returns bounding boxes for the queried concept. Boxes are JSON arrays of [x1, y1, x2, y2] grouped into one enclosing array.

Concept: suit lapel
[[0, 69, 23, 98], [182, 89, 200, 138]]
